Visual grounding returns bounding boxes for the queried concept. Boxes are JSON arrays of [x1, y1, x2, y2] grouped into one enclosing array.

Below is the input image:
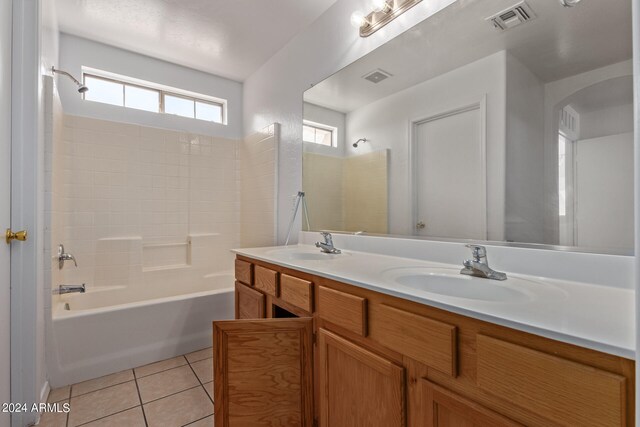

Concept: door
[[234, 281, 265, 319], [413, 105, 486, 239], [574, 132, 634, 251], [0, 1, 11, 426], [214, 318, 314, 426], [422, 380, 522, 426], [318, 328, 405, 427]]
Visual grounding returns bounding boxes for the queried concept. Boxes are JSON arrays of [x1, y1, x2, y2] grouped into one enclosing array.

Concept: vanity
[[213, 242, 635, 427]]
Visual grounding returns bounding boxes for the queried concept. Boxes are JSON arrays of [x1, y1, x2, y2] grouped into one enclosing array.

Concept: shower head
[[52, 66, 89, 94], [353, 138, 368, 148]]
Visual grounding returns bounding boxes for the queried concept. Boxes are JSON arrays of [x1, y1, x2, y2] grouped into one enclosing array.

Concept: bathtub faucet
[[54, 284, 86, 295]]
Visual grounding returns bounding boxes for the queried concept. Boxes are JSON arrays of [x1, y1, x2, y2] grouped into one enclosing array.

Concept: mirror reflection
[[303, 0, 633, 254]]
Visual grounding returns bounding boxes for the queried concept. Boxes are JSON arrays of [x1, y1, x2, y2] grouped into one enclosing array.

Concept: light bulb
[[350, 11, 367, 28], [371, 0, 391, 13]]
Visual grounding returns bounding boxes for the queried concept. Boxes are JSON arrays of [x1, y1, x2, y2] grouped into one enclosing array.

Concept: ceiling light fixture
[[354, 0, 423, 37], [559, 0, 581, 7]]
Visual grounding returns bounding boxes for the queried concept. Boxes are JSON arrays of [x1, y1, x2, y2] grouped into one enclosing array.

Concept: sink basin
[[265, 247, 349, 261], [382, 267, 565, 303]]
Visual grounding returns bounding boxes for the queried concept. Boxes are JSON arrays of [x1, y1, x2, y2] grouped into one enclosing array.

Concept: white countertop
[[233, 244, 635, 359]]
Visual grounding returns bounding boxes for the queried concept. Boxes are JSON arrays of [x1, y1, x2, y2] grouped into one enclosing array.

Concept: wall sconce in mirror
[[351, 0, 423, 37]]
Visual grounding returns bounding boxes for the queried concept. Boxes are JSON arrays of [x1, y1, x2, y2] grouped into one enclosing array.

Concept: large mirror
[[303, 0, 633, 254]]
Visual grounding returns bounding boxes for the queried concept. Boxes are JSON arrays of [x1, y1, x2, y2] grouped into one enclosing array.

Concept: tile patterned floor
[[40, 347, 214, 427]]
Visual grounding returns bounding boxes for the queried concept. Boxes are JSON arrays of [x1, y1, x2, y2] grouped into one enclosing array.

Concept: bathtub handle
[[58, 244, 78, 269]]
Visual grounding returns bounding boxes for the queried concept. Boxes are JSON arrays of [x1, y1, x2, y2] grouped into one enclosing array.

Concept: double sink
[[264, 247, 565, 303]]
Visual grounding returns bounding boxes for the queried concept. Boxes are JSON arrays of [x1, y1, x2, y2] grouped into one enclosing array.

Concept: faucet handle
[[320, 231, 332, 243], [465, 244, 487, 261]]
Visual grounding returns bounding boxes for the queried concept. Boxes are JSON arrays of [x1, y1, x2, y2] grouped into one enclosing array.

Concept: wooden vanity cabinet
[[422, 380, 523, 427], [318, 328, 406, 427], [213, 318, 314, 426], [234, 281, 264, 319], [215, 255, 635, 427]]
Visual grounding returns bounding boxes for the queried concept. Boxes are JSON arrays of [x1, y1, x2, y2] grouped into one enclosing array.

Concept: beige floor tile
[[190, 358, 213, 383], [48, 385, 71, 403], [68, 381, 140, 427], [38, 400, 69, 427], [203, 382, 213, 401], [186, 415, 214, 427], [80, 406, 146, 427], [144, 387, 213, 427], [71, 369, 134, 397], [185, 347, 212, 363], [137, 365, 199, 403], [135, 355, 188, 378]]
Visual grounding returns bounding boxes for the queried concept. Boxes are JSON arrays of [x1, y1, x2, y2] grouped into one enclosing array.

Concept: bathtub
[[48, 272, 234, 387]]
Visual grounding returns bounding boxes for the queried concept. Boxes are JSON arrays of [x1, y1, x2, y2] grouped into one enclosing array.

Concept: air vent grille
[[486, 1, 536, 31], [363, 69, 392, 84]]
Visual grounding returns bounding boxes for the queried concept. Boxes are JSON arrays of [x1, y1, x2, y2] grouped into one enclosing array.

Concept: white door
[[413, 105, 486, 240], [574, 132, 634, 251], [0, 0, 12, 426]]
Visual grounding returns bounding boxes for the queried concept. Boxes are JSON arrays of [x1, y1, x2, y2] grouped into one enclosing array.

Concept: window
[[303, 121, 337, 147], [82, 69, 226, 124]]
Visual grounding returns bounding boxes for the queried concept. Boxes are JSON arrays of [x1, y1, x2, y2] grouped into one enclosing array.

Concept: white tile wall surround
[[58, 115, 241, 291]]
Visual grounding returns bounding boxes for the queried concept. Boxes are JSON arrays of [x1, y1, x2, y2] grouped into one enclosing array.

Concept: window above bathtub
[[302, 120, 337, 147], [82, 67, 227, 125]]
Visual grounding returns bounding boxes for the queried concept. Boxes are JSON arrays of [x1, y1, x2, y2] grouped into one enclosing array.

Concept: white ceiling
[[55, 0, 338, 82], [305, 0, 632, 113]]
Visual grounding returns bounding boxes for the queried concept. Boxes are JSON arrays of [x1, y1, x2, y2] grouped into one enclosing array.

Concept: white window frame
[[303, 120, 338, 147], [81, 67, 227, 125]]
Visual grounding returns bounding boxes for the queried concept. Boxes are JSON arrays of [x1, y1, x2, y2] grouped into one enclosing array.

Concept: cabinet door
[[214, 318, 314, 427], [318, 328, 405, 427], [235, 281, 265, 319], [422, 380, 522, 427]]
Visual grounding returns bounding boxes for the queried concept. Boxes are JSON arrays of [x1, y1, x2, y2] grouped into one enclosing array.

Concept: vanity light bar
[[359, 0, 423, 37]]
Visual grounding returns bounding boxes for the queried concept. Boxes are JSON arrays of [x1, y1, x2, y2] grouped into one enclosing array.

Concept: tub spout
[[54, 284, 86, 295]]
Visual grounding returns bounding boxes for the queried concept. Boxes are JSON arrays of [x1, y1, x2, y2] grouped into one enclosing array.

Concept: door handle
[[6, 228, 28, 244], [416, 221, 425, 230]]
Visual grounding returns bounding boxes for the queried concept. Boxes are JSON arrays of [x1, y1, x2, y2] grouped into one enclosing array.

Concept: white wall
[[580, 103, 634, 140], [344, 51, 506, 238], [243, 0, 458, 243], [58, 34, 243, 139], [505, 53, 545, 244]]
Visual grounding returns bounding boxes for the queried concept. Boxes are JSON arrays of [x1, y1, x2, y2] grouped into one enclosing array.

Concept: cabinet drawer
[[234, 259, 253, 285], [370, 304, 457, 376], [318, 286, 367, 336], [254, 265, 279, 297], [280, 274, 313, 313], [477, 334, 627, 427]]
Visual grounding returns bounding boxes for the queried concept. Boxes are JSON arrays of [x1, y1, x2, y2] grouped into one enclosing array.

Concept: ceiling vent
[[363, 69, 392, 84], [486, 1, 536, 31]]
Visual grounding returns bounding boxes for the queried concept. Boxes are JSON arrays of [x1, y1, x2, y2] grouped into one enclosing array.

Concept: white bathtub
[[48, 272, 234, 387]]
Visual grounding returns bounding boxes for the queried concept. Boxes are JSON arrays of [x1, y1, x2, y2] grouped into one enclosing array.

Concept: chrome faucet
[[460, 244, 507, 280], [315, 232, 341, 254], [54, 284, 86, 295], [58, 244, 77, 269]]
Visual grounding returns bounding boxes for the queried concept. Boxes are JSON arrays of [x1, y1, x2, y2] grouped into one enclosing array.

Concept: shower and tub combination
[[44, 76, 240, 386]]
